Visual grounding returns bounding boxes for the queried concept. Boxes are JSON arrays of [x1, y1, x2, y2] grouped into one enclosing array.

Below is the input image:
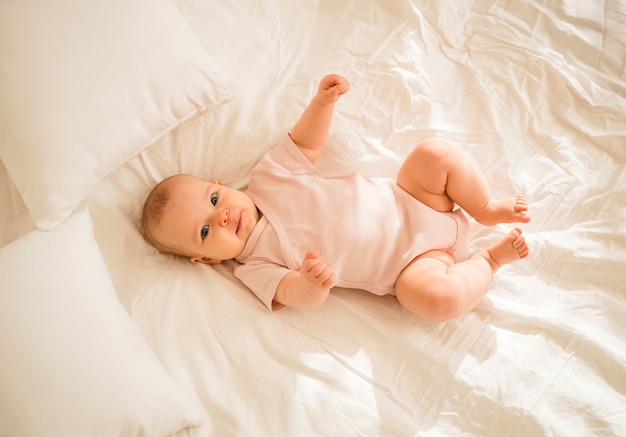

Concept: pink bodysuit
[[234, 134, 469, 311]]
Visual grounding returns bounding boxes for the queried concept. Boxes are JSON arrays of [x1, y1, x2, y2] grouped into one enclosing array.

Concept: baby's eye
[[211, 193, 218, 206], [200, 225, 209, 240]]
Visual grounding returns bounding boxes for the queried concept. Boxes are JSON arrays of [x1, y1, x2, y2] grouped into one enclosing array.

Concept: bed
[[1, 0, 624, 436]]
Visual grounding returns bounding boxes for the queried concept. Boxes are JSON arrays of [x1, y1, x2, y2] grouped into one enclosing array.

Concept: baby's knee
[[396, 278, 465, 322]]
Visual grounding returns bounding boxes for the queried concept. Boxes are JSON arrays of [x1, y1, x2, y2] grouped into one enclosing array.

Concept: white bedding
[[1, 0, 625, 436]]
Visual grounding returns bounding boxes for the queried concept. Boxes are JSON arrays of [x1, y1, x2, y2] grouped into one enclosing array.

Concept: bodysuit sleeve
[[257, 133, 314, 176], [234, 259, 289, 311]]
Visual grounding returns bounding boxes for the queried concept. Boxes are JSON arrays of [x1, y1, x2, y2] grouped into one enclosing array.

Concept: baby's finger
[[325, 272, 337, 288], [320, 73, 340, 87], [301, 252, 319, 269], [307, 259, 329, 278], [318, 269, 336, 288], [332, 76, 350, 95], [301, 259, 318, 275], [303, 251, 318, 260]]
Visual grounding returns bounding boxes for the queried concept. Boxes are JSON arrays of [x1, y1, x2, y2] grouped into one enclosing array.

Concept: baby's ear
[[191, 256, 222, 265]]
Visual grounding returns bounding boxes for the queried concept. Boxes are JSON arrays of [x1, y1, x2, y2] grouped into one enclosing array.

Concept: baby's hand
[[315, 74, 350, 106], [300, 251, 336, 290]]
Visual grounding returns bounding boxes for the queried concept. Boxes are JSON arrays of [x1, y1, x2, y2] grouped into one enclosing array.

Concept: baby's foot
[[481, 228, 529, 271], [474, 196, 531, 226]]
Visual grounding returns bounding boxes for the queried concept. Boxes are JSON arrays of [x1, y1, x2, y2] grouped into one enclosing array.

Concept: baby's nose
[[218, 209, 229, 226]]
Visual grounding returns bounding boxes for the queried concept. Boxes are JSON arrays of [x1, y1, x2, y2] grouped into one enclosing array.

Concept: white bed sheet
[[1, 0, 625, 435]]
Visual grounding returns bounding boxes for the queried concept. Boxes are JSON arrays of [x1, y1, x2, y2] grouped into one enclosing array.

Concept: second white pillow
[[0, 208, 205, 437]]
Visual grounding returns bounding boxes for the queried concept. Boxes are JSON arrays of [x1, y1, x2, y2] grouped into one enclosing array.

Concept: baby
[[142, 74, 530, 322]]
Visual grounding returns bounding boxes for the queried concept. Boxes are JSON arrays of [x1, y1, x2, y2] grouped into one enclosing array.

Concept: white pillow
[[0, 209, 205, 437], [0, 0, 232, 230]]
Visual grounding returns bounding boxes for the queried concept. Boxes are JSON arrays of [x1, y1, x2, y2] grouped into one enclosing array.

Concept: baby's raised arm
[[290, 74, 350, 164], [273, 252, 336, 309]]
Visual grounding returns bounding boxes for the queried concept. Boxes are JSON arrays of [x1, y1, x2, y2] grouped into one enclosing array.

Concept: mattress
[[1, 0, 625, 436]]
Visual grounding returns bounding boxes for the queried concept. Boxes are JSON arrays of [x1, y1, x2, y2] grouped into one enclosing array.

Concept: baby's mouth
[[235, 216, 242, 234]]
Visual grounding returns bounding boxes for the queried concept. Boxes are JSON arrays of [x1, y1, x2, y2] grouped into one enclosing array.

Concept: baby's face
[[152, 175, 260, 262]]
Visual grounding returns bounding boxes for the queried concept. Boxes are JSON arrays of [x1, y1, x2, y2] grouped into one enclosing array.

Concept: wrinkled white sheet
[[1, 0, 624, 435]]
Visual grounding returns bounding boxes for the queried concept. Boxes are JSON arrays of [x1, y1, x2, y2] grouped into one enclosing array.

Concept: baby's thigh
[[395, 250, 457, 322]]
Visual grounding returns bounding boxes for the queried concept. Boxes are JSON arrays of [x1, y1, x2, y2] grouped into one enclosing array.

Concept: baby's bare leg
[[395, 228, 529, 322], [396, 138, 531, 225]]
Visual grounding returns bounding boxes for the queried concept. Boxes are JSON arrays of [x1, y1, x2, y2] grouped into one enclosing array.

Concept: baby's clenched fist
[[315, 74, 350, 106], [300, 251, 336, 290]]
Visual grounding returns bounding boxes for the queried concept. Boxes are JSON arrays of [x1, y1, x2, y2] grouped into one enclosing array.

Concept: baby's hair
[[142, 175, 181, 255]]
